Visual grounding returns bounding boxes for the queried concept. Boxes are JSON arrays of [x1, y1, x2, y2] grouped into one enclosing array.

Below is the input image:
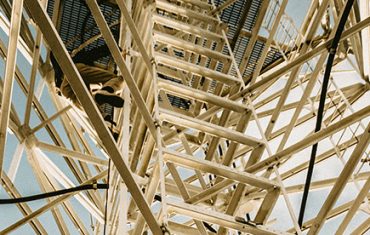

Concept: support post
[[0, 0, 24, 178], [23, 0, 163, 233]]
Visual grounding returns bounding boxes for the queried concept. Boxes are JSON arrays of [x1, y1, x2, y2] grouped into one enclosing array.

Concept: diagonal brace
[[23, 0, 162, 233]]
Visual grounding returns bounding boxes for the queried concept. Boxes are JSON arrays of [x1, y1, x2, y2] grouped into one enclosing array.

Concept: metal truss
[[0, 0, 369, 234]]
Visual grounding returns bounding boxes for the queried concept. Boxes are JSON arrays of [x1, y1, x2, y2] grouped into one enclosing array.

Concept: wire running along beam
[[0, 0, 369, 233], [0, 184, 108, 204], [0, 171, 108, 234], [23, 0, 163, 233], [298, 0, 356, 227]]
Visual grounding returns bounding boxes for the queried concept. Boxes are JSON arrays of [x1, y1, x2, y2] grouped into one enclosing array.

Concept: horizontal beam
[[186, 179, 234, 204], [178, 0, 213, 10], [247, 105, 370, 173], [153, 30, 230, 61], [158, 79, 248, 112], [36, 141, 108, 166], [156, 0, 219, 24], [153, 14, 223, 41], [286, 171, 370, 194], [160, 108, 262, 147], [167, 199, 289, 235], [156, 52, 240, 85], [163, 149, 279, 189], [167, 221, 204, 235]]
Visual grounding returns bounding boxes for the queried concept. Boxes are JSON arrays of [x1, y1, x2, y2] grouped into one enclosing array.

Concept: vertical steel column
[[117, 0, 132, 233], [0, 0, 24, 177], [24, 0, 163, 233], [23, 0, 47, 126]]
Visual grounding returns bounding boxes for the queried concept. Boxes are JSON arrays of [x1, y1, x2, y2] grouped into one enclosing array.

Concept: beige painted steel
[[158, 79, 248, 112], [0, 171, 107, 234], [163, 148, 279, 189], [155, 53, 240, 85], [335, 175, 370, 234], [248, 106, 370, 173], [308, 123, 370, 234], [167, 199, 289, 235], [0, 0, 369, 234], [23, 0, 162, 233], [160, 108, 262, 147], [0, 0, 24, 177]]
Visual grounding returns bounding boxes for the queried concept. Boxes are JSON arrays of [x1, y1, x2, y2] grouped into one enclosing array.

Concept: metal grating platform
[[0, 0, 369, 234]]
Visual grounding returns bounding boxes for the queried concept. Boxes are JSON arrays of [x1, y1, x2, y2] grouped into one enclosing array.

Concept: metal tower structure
[[0, 0, 369, 234]]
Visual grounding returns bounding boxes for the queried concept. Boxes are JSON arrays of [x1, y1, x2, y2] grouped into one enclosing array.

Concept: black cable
[[0, 183, 108, 204], [298, 0, 354, 228], [203, 222, 217, 233]]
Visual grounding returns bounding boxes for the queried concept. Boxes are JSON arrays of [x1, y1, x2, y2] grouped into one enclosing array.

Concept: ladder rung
[[153, 14, 223, 42], [158, 78, 248, 113], [159, 108, 262, 147], [156, 0, 219, 24], [176, 0, 214, 10], [153, 30, 231, 62], [163, 149, 279, 189], [155, 52, 240, 85]]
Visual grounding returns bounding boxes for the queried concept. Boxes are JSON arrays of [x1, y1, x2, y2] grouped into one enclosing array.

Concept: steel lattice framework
[[0, 0, 369, 234]]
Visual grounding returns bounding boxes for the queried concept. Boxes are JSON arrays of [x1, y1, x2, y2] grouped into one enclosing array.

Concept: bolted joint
[[150, 57, 156, 66], [160, 224, 170, 235], [243, 107, 251, 114], [19, 124, 32, 136], [154, 119, 161, 128], [267, 166, 274, 172], [266, 183, 278, 192], [19, 125, 36, 148], [120, 47, 129, 56], [244, 91, 253, 100], [267, 162, 278, 172]]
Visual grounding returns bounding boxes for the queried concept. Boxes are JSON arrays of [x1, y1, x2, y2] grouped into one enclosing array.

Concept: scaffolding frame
[[0, 0, 369, 234]]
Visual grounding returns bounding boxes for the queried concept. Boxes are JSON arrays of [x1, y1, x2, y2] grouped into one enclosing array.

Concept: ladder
[[119, 0, 284, 234]]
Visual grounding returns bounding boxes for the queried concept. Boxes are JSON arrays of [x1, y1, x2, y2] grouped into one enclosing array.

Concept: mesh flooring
[[214, 0, 282, 79], [47, 0, 283, 109]]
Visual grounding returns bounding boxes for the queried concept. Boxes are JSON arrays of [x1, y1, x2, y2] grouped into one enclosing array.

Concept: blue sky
[[0, 1, 369, 234]]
